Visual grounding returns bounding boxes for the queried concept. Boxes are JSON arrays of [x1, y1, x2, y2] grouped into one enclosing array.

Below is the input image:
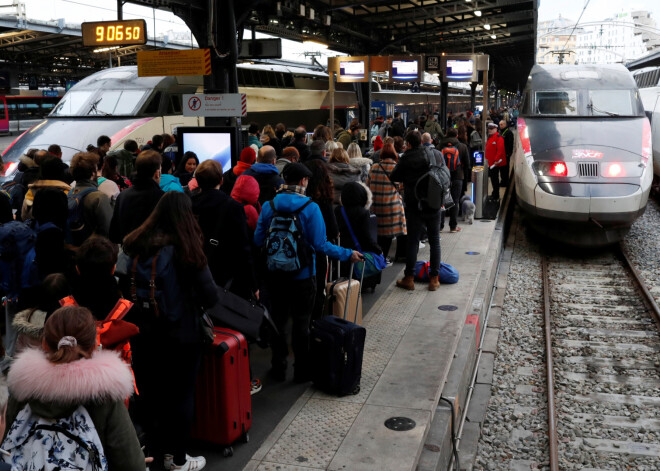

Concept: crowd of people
[[0, 108, 513, 470]]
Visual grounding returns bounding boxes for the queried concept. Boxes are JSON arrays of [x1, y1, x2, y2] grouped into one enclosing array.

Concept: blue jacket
[[159, 174, 184, 193], [254, 192, 352, 280]]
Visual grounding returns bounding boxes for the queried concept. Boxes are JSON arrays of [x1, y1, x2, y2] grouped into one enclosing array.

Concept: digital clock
[[81, 20, 147, 47]]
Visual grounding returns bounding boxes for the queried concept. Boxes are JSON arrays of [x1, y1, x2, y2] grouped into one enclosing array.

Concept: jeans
[[268, 276, 316, 373], [378, 236, 393, 260], [440, 180, 464, 230], [405, 209, 442, 277]]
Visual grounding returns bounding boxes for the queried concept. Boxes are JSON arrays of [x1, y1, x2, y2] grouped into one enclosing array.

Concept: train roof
[[73, 66, 202, 90], [527, 64, 636, 91]]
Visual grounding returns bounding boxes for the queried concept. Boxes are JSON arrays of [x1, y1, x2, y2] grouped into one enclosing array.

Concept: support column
[[440, 81, 448, 133], [470, 82, 477, 111]]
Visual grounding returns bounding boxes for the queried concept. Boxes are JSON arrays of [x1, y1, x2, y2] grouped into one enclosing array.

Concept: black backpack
[[414, 147, 453, 211], [66, 187, 98, 246]]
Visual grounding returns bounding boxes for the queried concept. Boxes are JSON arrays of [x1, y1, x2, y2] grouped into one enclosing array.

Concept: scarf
[[233, 161, 252, 176], [278, 184, 307, 196]]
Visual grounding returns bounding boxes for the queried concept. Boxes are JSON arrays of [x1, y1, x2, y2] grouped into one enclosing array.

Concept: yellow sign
[[137, 49, 211, 77]]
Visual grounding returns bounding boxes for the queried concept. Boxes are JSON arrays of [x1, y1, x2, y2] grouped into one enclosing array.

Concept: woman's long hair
[[305, 160, 334, 204], [123, 192, 207, 269], [175, 151, 199, 176], [380, 143, 399, 162]]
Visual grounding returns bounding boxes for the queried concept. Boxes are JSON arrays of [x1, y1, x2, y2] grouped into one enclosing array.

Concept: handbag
[[438, 262, 459, 284], [206, 280, 269, 341], [340, 207, 387, 279]]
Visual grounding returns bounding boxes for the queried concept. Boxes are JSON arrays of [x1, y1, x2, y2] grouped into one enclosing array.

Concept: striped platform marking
[[203, 49, 211, 75]]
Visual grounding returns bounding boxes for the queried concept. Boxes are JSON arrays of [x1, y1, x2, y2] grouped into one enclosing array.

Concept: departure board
[[82, 20, 147, 47]]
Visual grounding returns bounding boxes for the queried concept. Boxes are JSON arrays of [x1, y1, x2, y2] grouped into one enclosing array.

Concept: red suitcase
[[192, 327, 252, 457]]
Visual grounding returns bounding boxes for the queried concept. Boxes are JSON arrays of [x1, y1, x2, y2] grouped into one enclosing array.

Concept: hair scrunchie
[[57, 336, 78, 349]]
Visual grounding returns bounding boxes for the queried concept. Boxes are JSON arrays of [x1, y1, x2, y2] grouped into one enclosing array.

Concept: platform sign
[[82, 20, 147, 47], [42, 90, 58, 97], [137, 49, 211, 77], [182, 93, 247, 117]]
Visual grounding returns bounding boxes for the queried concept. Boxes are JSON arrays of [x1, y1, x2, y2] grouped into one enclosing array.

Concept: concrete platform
[[244, 189, 512, 471]]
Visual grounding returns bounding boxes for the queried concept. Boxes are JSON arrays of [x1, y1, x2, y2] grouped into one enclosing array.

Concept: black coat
[[335, 205, 381, 255], [390, 145, 443, 213], [109, 179, 164, 244], [71, 273, 122, 321], [242, 164, 285, 205], [191, 189, 256, 298], [291, 140, 311, 162], [220, 168, 239, 195]]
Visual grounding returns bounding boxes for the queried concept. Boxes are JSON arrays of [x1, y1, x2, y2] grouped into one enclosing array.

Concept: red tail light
[[550, 162, 567, 176], [641, 118, 651, 168], [517, 117, 531, 155]]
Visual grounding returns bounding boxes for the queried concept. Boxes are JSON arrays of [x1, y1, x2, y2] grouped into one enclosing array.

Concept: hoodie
[[243, 163, 284, 204], [231, 175, 261, 232], [159, 173, 184, 193]]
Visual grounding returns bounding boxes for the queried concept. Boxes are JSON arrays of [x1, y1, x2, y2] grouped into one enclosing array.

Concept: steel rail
[[619, 244, 660, 331], [541, 256, 559, 471]]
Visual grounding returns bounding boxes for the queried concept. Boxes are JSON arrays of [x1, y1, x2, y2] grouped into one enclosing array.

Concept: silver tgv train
[[631, 65, 660, 185], [514, 64, 653, 246]]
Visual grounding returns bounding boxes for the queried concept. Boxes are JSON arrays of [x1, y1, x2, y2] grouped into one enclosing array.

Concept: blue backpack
[[67, 187, 98, 246], [265, 200, 313, 273], [122, 245, 183, 322]]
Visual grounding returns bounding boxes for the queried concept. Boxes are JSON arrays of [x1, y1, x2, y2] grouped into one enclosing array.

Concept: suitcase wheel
[[222, 446, 234, 458], [352, 384, 361, 395], [241, 432, 250, 444]]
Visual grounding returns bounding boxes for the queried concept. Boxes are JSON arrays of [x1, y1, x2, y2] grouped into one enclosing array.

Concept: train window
[[91, 90, 148, 115], [0, 105, 5, 120], [588, 90, 634, 116], [534, 91, 577, 115], [143, 91, 162, 114], [52, 90, 95, 116], [167, 95, 182, 114]]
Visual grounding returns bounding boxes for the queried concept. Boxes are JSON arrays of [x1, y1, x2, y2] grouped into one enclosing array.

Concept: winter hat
[[231, 174, 260, 206], [239, 147, 256, 164], [340, 181, 371, 209], [282, 162, 312, 184], [373, 135, 383, 152]]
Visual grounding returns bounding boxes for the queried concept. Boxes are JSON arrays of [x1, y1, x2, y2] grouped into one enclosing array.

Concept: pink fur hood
[[8, 348, 134, 403]]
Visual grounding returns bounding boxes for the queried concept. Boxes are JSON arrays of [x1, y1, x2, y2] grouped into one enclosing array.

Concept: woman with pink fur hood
[[1, 306, 147, 470]]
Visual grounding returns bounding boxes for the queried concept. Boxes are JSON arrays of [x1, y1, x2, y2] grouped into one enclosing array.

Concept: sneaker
[[170, 455, 206, 470], [251, 379, 262, 395], [450, 227, 462, 233], [419, 241, 426, 249], [385, 257, 393, 267]]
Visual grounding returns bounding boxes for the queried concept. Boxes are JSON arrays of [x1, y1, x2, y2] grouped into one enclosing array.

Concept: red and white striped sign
[[182, 93, 247, 117]]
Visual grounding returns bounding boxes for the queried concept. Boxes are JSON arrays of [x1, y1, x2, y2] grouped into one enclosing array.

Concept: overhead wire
[[560, 0, 591, 53]]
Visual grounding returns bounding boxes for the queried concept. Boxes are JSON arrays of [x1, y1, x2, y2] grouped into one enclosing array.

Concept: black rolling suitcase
[[311, 263, 366, 396]]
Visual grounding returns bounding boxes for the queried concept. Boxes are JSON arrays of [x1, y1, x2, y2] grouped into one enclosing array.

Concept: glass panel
[[143, 91, 161, 114], [588, 90, 633, 116], [93, 90, 122, 115], [51, 91, 95, 116], [534, 90, 577, 115], [114, 90, 147, 115]]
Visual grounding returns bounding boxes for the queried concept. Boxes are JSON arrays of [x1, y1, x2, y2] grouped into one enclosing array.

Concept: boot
[[428, 275, 440, 291], [396, 275, 415, 291]]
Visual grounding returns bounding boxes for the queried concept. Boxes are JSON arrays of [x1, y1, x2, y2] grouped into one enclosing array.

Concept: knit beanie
[[373, 136, 383, 152], [239, 147, 256, 164], [340, 181, 368, 208]]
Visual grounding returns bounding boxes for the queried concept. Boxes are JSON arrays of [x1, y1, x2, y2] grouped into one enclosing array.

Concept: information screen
[[391, 60, 419, 80], [446, 59, 474, 81], [339, 60, 366, 79], [180, 127, 237, 173], [81, 20, 147, 47]]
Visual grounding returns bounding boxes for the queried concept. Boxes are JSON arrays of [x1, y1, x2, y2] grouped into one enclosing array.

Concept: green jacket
[[5, 348, 145, 470], [336, 130, 353, 150], [424, 120, 444, 139]]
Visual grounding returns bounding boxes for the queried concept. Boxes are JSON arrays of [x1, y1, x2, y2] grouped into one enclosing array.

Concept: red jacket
[[485, 133, 506, 167], [231, 174, 261, 232]]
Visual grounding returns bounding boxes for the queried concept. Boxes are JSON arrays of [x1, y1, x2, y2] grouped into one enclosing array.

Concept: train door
[[0, 97, 7, 134]]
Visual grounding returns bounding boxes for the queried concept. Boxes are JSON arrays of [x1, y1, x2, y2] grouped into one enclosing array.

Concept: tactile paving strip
[[251, 232, 461, 468]]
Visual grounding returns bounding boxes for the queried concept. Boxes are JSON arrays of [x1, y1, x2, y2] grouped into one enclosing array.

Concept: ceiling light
[[484, 24, 491, 30], [475, 10, 482, 16], [491, 34, 496, 39]]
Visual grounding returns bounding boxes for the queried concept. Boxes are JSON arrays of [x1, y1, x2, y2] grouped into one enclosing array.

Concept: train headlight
[[0, 162, 17, 177], [532, 161, 575, 177]]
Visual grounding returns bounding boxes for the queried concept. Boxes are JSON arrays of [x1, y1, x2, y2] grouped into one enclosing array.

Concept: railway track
[[542, 248, 660, 470]]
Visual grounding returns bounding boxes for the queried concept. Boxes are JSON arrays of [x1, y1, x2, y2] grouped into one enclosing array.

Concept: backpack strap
[[340, 206, 363, 253], [377, 162, 399, 193], [59, 295, 78, 307], [68, 186, 98, 198], [105, 298, 134, 322]]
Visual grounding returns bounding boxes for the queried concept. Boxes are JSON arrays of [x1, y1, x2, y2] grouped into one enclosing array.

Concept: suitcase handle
[[214, 342, 230, 357], [342, 262, 365, 324]]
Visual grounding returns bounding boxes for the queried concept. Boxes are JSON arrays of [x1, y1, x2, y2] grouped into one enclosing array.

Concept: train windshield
[[534, 91, 578, 116], [587, 90, 634, 117], [50, 89, 148, 116]]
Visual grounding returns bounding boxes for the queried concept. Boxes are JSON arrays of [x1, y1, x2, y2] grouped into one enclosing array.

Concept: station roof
[[627, 50, 660, 70], [0, 14, 189, 81], [140, 0, 538, 91]]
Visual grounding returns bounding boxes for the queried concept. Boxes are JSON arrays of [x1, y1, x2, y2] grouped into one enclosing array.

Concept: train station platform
[[242, 186, 513, 471]]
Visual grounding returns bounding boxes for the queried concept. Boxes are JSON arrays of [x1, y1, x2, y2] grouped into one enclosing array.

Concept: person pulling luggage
[[254, 163, 363, 382]]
